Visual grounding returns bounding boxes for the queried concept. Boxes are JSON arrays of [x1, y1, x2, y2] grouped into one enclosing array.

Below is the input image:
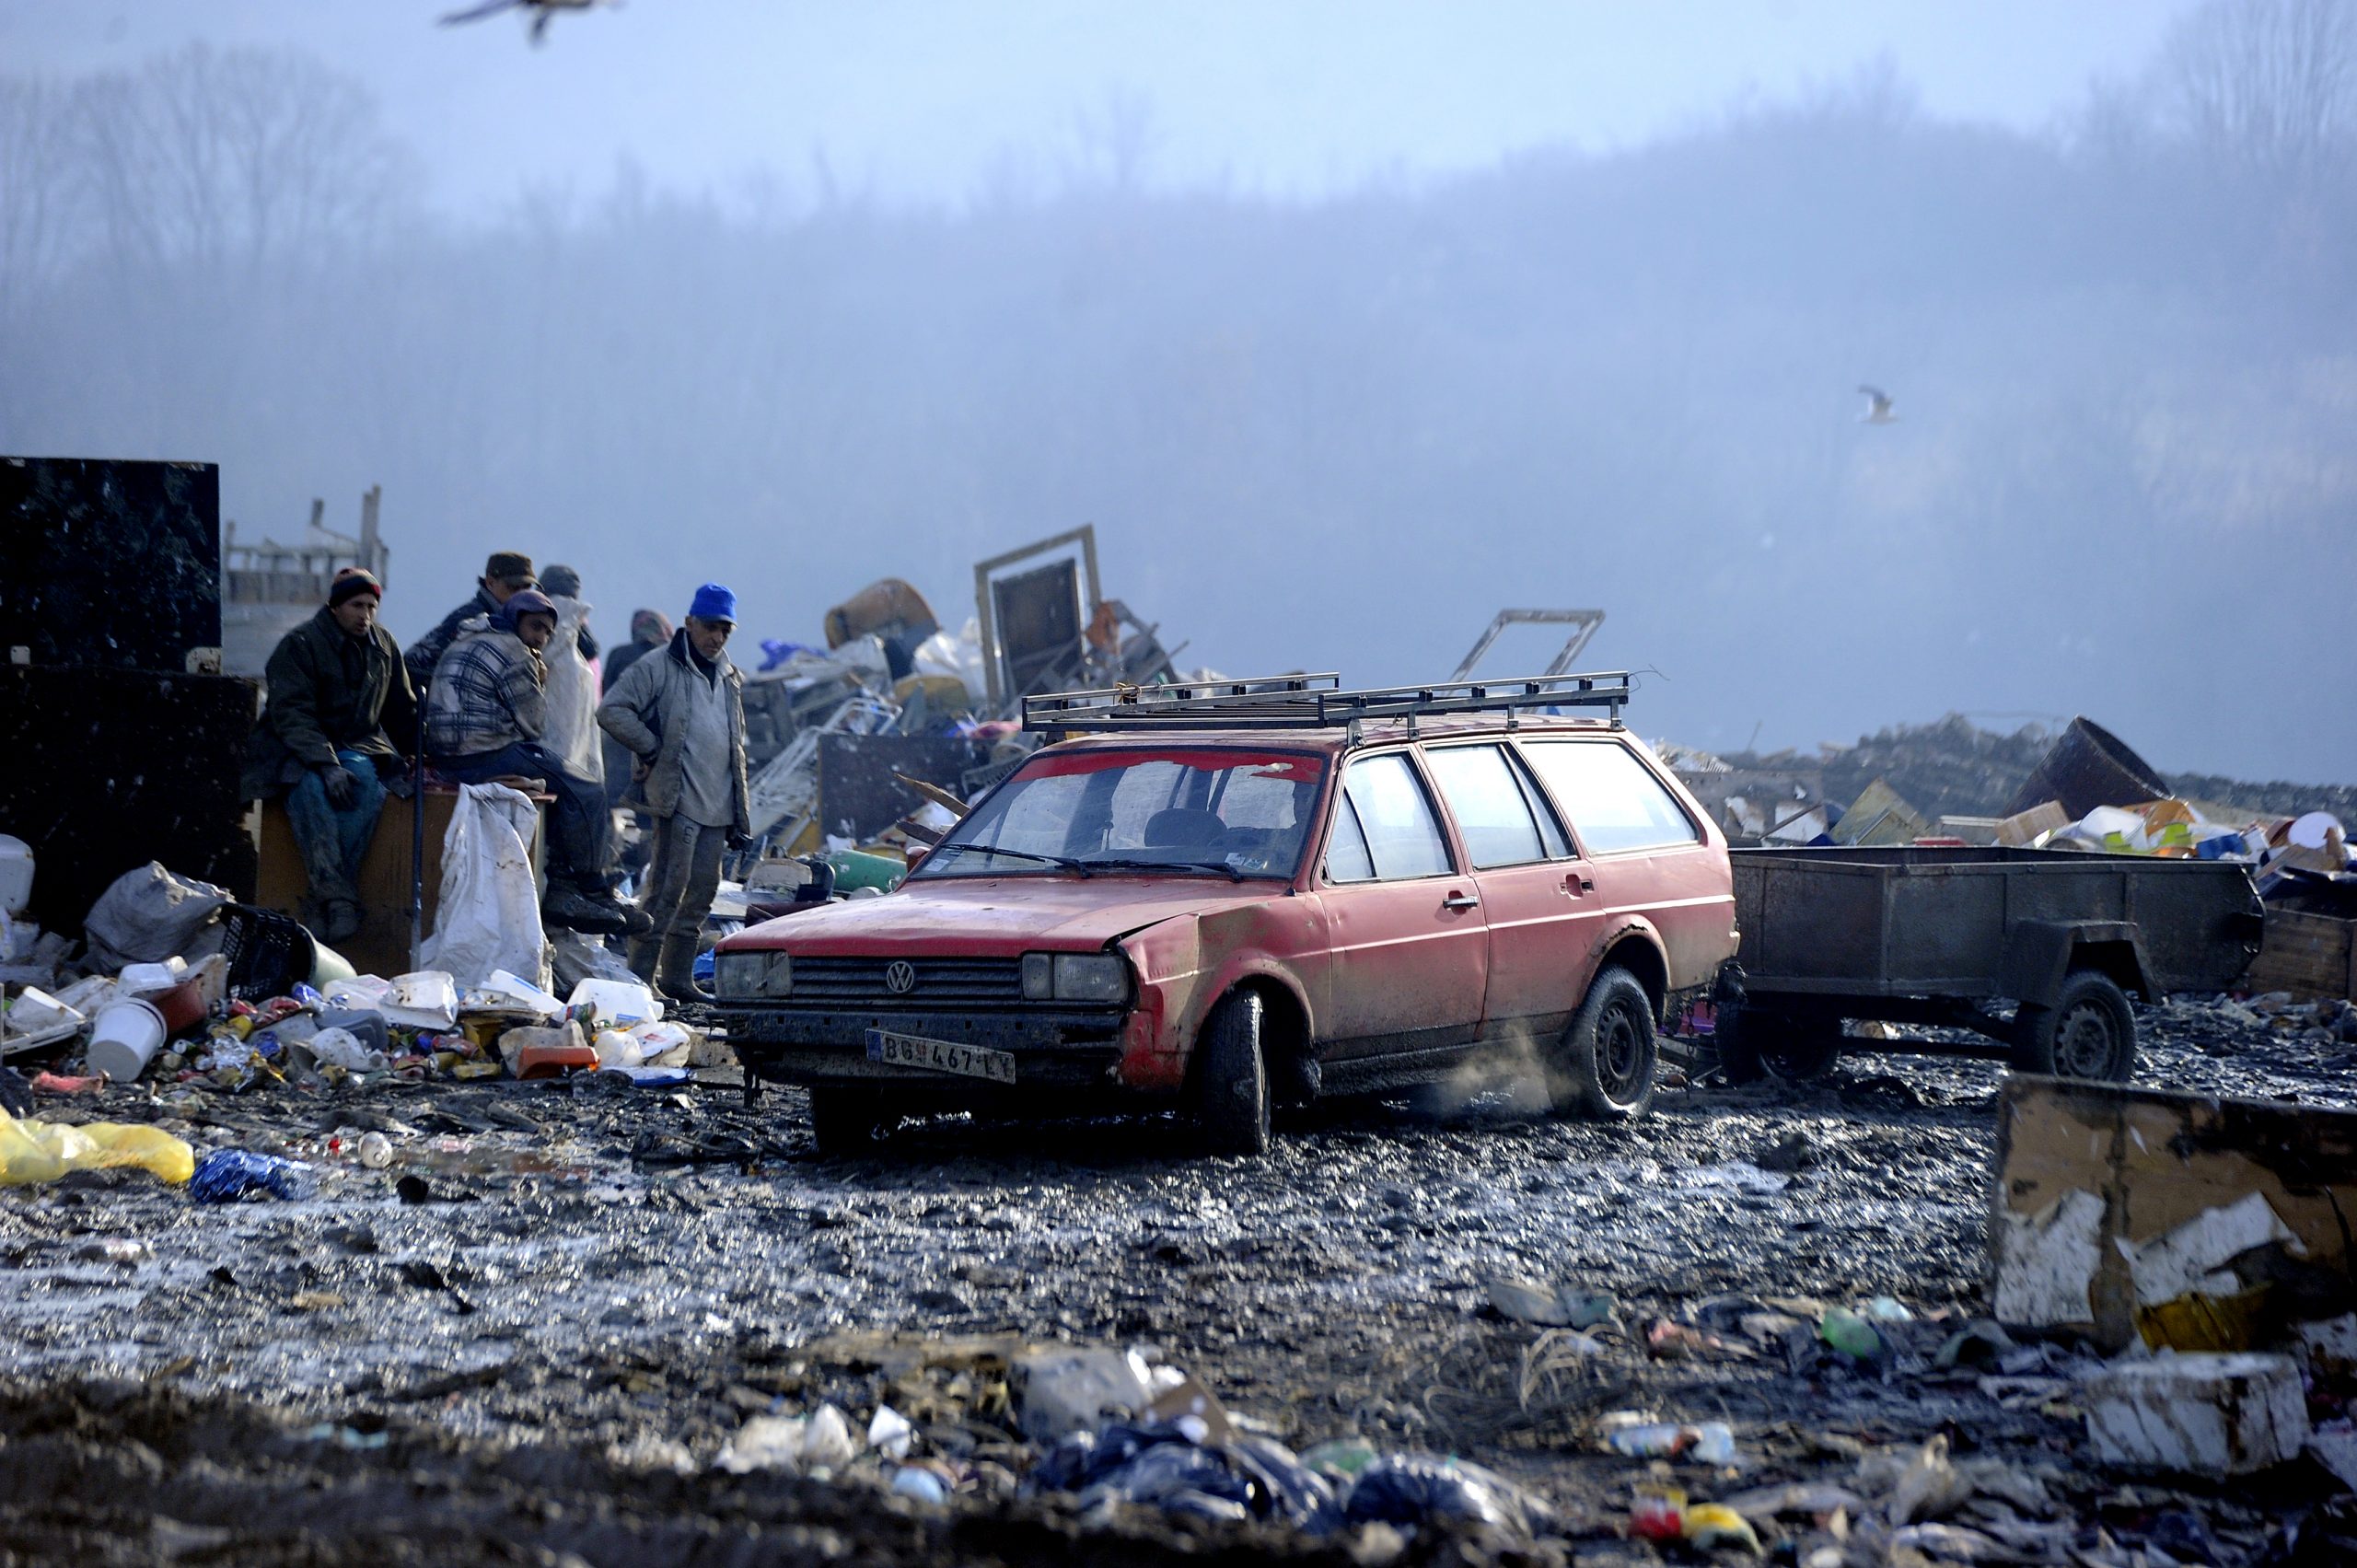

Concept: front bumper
[[718, 1004, 1131, 1089]]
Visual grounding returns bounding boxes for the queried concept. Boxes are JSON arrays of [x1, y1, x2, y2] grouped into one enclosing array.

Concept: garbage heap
[[0, 858, 722, 1125]]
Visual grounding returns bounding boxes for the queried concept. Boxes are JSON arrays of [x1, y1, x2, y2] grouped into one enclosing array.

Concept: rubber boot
[[655, 932, 711, 1005], [626, 935, 662, 983]]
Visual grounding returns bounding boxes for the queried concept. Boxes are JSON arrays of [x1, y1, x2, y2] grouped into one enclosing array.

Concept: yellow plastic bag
[[0, 1108, 194, 1187]]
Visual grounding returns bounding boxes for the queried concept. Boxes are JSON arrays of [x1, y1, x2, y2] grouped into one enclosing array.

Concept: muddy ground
[[2, 996, 2351, 1565]]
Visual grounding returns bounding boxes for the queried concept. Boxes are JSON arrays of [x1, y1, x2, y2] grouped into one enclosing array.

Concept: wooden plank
[[2246, 906, 2356, 1001], [1991, 1074, 2357, 1353]]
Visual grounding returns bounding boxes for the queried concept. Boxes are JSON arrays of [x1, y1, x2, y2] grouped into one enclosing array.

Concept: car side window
[[1424, 745, 1548, 868], [1521, 740, 1701, 854], [1324, 796, 1376, 882], [1334, 753, 1452, 880], [1509, 748, 1573, 859]]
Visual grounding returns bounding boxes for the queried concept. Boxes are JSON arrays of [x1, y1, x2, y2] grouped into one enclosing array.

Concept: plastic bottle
[[1820, 1307, 1883, 1361]]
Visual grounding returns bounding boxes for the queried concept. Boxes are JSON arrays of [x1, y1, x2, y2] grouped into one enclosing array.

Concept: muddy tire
[[1718, 1002, 1844, 1084], [1551, 967, 1658, 1120], [807, 1086, 891, 1156], [1193, 990, 1271, 1156], [2013, 970, 2136, 1081]]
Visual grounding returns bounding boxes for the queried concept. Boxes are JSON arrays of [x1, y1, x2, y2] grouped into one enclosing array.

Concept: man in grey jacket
[[597, 582, 750, 1002]]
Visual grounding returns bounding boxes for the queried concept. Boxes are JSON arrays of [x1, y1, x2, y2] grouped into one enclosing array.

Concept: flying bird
[[1857, 384, 1898, 424], [439, 0, 611, 45]]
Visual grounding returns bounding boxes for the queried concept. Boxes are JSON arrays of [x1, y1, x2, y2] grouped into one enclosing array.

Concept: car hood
[[720, 876, 1287, 958]]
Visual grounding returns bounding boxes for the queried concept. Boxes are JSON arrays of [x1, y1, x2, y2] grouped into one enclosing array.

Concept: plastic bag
[[0, 1108, 194, 1187], [1343, 1454, 1556, 1539], [541, 595, 605, 786], [912, 618, 987, 707], [420, 784, 548, 991], [82, 862, 228, 973]]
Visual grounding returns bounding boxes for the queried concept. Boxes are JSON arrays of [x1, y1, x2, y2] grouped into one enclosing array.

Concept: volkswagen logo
[[883, 960, 918, 995]]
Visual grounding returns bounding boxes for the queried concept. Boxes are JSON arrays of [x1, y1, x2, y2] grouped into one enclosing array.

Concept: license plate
[[864, 1028, 1016, 1085]]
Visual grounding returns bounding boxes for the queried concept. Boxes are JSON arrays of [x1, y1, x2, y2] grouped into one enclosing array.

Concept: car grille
[[784, 956, 1027, 1008]]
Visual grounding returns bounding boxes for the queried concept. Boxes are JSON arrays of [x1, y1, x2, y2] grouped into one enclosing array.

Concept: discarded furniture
[[2246, 906, 2357, 1003], [974, 526, 1101, 712], [1448, 609, 1607, 682]]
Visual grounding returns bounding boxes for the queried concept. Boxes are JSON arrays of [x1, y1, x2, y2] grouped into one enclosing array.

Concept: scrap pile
[[730, 526, 1201, 871], [0, 859, 717, 1161]]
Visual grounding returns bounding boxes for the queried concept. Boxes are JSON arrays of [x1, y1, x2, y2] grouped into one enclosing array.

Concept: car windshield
[[914, 749, 1327, 880]]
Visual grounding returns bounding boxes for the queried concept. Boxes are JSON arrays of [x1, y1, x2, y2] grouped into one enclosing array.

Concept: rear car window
[[1424, 744, 1548, 868], [1521, 740, 1701, 854], [1332, 753, 1452, 880]]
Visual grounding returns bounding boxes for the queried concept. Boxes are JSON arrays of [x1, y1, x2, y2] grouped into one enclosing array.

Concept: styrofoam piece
[[2083, 1353, 2308, 1476], [566, 977, 662, 1027]]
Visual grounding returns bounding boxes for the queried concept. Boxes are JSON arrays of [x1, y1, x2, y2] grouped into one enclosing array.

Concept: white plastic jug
[[0, 836, 30, 916]]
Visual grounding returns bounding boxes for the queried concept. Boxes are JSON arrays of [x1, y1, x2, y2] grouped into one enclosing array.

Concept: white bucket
[[87, 997, 168, 1082], [0, 834, 31, 916]]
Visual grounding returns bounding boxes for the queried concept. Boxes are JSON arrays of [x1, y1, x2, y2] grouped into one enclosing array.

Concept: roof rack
[[1022, 671, 1631, 738]]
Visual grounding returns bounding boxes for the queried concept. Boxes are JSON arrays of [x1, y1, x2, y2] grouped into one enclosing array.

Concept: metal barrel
[[2003, 716, 2170, 819]]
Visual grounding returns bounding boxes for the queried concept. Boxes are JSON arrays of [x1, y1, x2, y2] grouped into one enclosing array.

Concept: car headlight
[[714, 950, 792, 999], [1051, 952, 1130, 1004]]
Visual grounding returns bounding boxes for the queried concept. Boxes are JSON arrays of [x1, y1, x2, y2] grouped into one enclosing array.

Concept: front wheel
[[2013, 970, 2136, 1081], [1550, 967, 1658, 1120], [1193, 990, 1271, 1156]]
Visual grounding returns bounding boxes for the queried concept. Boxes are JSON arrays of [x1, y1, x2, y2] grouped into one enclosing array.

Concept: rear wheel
[[1551, 967, 1659, 1120], [2013, 970, 2136, 1081], [1718, 1001, 1844, 1084], [807, 1086, 893, 1156], [1193, 990, 1271, 1156]]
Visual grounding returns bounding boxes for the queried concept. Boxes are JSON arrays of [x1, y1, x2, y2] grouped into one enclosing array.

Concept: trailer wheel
[[1550, 967, 1659, 1120], [807, 1086, 893, 1156], [1718, 1002, 1843, 1084], [2013, 970, 2137, 1081], [1193, 990, 1271, 1156]]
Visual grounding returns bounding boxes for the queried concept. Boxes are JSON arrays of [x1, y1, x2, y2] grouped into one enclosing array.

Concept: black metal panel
[[0, 458, 221, 671], [0, 665, 260, 934], [814, 732, 988, 842]]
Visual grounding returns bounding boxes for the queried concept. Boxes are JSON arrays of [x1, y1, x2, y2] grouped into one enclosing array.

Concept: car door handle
[[1566, 874, 1595, 896], [1441, 892, 1480, 911]]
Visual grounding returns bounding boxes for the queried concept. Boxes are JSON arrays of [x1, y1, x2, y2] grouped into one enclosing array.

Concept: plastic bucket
[[0, 834, 31, 916], [2003, 717, 2170, 821], [87, 997, 168, 1083]]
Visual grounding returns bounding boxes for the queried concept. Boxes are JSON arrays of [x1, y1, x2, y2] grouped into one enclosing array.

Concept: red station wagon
[[714, 673, 1739, 1155]]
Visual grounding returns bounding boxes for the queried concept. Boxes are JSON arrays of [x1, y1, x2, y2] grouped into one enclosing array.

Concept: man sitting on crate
[[239, 567, 415, 946], [424, 587, 649, 937]]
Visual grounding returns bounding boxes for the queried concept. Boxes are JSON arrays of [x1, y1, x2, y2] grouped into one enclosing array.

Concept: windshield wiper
[[929, 842, 1093, 877], [1084, 855, 1248, 882]]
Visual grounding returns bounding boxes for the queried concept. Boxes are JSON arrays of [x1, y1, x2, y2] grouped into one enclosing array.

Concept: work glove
[[0, 1066, 30, 1118], [319, 762, 359, 809]]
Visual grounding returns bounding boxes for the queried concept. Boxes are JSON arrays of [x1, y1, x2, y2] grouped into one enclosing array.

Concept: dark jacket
[[597, 630, 749, 834], [601, 635, 658, 693], [240, 608, 415, 800], [404, 585, 500, 691]]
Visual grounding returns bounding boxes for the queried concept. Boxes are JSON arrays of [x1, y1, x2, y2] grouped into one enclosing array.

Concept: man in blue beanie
[[597, 583, 750, 1001]]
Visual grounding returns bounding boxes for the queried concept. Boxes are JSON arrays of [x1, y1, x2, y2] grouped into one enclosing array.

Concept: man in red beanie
[[240, 567, 415, 945]]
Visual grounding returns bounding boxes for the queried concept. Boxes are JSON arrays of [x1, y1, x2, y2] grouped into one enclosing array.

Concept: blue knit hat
[[688, 583, 737, 624]]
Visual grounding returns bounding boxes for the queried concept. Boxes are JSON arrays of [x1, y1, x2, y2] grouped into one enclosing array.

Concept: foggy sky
[[7, 2, 2198, 208], [4, 1, 2352, 788]]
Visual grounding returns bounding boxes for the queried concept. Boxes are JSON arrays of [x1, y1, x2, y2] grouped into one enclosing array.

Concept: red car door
[[1422, 740, 1605, 1040], [1517, 737, 1733, 985], [1313, 749, 1488, 1061]]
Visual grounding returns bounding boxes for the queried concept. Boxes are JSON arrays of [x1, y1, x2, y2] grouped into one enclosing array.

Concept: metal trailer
[[1716, 846, 2264, 1083]]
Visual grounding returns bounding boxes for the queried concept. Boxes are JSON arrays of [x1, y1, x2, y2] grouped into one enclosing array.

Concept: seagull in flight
[[439, 0, 611, 45], [1857, 384, 1898, 424]]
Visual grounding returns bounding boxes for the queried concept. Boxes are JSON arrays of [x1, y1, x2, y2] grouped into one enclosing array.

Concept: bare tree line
[[0, 0, 2351, 777]]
